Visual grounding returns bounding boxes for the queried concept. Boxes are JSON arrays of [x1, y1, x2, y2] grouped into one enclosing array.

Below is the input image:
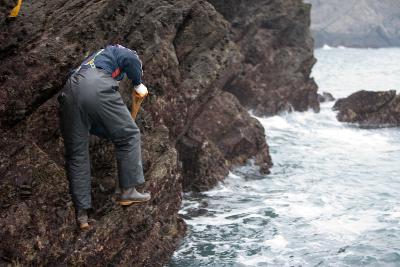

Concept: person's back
[[80, 44, 143, 85]]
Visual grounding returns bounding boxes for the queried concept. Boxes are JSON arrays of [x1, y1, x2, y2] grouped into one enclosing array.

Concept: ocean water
[[168, 48, 400, 267]]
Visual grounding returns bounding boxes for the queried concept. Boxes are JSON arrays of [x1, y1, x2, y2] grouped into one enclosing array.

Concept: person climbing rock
[[58, 44, 151, 230]]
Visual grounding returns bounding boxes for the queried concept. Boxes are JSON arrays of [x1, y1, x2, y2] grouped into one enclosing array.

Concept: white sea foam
[[170, 48, 400, 267], [311, 213, 382, 241], [264, 235, 288, 250]]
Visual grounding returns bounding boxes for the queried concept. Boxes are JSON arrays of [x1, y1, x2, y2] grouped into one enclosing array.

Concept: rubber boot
[[118, 187, 151, 206], [76, 209, 89, 230]]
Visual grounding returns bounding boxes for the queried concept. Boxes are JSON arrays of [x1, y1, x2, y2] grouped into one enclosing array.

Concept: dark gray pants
[[59, 67, 144, 210]]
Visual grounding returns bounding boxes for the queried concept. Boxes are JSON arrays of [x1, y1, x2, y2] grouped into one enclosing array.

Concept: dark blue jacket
[[81, 44, 143, 86]]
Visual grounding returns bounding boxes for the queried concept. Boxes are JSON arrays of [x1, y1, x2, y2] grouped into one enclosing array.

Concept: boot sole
[[118, 198, 151, 206], [79, 222, 90, 230]]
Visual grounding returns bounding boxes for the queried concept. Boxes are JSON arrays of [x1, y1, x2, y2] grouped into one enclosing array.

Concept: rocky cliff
[[0, 0, 318, 265], [210, 0, 319, 116], [305, 0, 400, 48], [333, 90, 400, 127]]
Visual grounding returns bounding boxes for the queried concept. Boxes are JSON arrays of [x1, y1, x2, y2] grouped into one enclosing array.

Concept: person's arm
[[117, 48, 143, 86], [115, 47, 148, 120]]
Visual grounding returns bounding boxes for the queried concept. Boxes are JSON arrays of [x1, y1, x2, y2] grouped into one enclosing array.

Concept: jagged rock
[[0, 0, 316, 265], [178, 92, 272, 191], [333, 90, 400, 127], [209, 0, 320, 116], [0, 125, 185, 266], [318, 92, 335, 103], [0, 0, 14, 23]]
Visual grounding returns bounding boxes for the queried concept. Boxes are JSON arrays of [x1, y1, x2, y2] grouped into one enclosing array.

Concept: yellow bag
[[9, 0, 23, 18]]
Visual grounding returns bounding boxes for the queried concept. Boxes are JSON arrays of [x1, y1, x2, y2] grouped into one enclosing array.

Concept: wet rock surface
[[0, 0, 316, 265], [209, 0, 320, 116], [333, 90, 400, 127], [178, 92, 272, 191]]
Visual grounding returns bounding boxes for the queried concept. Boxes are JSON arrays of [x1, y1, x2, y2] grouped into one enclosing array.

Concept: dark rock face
[[333, 90, 400, 127], [305, 0, 400, 48], [0, 0, 14, 24], [208, 0, 320, 116], [0, 0, 315, 265], [1, 123, 185, 266], [178, 92, 272, 191]]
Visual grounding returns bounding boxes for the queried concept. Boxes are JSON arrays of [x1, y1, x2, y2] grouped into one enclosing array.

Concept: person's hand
[[134, 83, 148, 98]]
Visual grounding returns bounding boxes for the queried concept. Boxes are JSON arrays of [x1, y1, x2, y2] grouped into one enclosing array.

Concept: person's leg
[[95, 83, 145, 188], [89, 70, 149, 205], [114, 124, 144, 188], [59, 78, 92, 213], [106, 106, 150, 205]]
